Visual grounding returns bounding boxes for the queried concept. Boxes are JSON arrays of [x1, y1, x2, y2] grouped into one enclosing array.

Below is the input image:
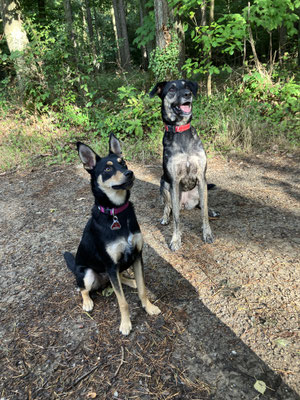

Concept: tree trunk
[[175, 18, 185, 71], [247, 2, 267, 77], [139, 0, 148, 70], [153, 0, 170, 49], [278, 25, 287, 65], [111, 0, 131, 70], [0, 0, 30, 91], [201, 0, 207, 26], [207, 0, 214, 96], [84, 0, 97, 63], [63, 0, 78, 64]]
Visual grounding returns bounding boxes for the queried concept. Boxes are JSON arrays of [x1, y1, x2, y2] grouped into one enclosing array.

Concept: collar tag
[[111, 216, 121, 230]]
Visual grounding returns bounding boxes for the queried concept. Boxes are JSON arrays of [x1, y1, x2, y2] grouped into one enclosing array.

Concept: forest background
[[0, 0, 299, 171]]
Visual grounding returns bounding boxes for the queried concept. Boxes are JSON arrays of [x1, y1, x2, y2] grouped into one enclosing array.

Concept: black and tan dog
[[150, 80, 215, 251], [64, 134, 161, 335]]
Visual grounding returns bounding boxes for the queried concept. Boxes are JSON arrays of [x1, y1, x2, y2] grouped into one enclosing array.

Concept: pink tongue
[[180, 105, 191, 113]]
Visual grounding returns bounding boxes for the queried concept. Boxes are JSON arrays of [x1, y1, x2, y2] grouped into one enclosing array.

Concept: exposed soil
[[0, 152, 299, 400]]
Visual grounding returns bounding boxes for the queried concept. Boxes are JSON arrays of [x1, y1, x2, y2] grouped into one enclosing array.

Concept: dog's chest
[[166, 152, 201, 187], [105, 232, 143, 264]]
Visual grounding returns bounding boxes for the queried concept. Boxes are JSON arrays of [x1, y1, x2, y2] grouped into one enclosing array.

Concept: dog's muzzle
[[112, 171, 135, 190], [173, 102, 192, 115]]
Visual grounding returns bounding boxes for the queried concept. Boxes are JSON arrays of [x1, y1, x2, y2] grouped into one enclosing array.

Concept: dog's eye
[[104, 166, 112, 172]]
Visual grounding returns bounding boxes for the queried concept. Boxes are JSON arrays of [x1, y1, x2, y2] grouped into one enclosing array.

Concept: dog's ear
[[77, 142, 100, 172], [186, 81, 198, 98], [109, 133, 122, 157], [149, 82, 167, 98]]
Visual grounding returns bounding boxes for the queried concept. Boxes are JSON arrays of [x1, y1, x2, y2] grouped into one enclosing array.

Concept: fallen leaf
[[87, 392, 97, 399], [254, 380, 266, 394], [102, 286, 114, 297]]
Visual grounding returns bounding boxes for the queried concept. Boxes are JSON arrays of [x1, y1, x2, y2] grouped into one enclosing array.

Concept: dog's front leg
[[160, 180, 172, 225], [108, 268, 132, 335], [133, 256, 161, 316], [198, 173, 214, 243], [170, 182, 182, 251]]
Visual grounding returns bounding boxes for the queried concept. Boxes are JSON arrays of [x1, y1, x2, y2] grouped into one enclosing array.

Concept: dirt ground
[[0, 151, 299, 400]]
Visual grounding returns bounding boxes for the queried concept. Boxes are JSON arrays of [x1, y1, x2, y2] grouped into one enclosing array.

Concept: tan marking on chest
[[106, 233, 143, 264]]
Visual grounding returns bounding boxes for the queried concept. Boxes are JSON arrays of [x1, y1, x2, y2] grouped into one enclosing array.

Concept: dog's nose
[[184, 90, 191, 98], [124, 170, 134, 179]]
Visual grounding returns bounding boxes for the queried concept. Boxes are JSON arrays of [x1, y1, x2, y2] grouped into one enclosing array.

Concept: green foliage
[[96, 85, 162, 149], [248, 0, 300, 35], [149, 31, 181, 81], [190, 73, 299, 151]]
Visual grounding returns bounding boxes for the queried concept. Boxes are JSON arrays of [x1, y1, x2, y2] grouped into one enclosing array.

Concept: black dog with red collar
[[64, 134, 161, 335], [150, 80, 218, 251]]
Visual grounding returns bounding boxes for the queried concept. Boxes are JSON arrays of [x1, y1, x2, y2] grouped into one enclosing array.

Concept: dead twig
[[67, 361, 102, 390], [114, 346, 125, 378]]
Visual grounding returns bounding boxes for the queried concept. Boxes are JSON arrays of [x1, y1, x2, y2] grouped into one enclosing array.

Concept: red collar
[[165, 123, 191, 133], [98, 202, 129, 216]]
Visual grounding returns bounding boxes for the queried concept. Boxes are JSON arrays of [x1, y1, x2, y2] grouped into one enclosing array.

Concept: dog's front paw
[[208, 208, 220, 219], [203, 231, 214, 244], [119, 319, 132, 336], [146, 303, 161, 315], [82, 298, 94, 312], [160, 217, 169, 225], [169, 237, 181, 251]]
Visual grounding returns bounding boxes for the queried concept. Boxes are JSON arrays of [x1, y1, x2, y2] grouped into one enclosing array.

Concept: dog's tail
[[63, 252, 76, 273]]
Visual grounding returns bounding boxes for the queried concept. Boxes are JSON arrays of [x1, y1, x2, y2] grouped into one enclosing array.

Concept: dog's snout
[[184, 90, 191, 98], [125, 170, 134, 179]]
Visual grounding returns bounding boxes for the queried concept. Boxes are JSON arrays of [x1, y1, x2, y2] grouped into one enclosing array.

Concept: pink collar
[[165, 123, 191, 133], [98, 202, 129, 216]]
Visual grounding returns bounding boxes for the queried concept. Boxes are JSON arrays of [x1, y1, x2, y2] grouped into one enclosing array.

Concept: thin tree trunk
[[278, 25, 287, 65], [154, 0, 170, 49], [112, 0, 131, 70], [207, 0, 214, 96], [0, 0, 30, 91], [63, 0, 78, 64], [247, 2, 266, 76], [139, 0, 148, 70], [92, 5, 101, 55], [175, 18, 185, 71], [201, 0, 207, 26], [85, 0, 97, 62]]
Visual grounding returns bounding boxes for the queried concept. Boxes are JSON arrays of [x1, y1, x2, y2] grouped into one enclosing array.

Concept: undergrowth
[[0, 70, 299, 173]]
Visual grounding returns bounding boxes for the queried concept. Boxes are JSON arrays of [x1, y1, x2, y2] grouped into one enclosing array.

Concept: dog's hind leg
[[133, 257, 161, 316], [108, 269, 132, 335], [120, 273, 137, 289], [81, 268, 101, 312]]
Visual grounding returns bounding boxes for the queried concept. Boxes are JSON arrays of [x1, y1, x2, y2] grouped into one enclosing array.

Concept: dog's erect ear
[[149, 82, 167, 98], [77, 142, 100, 172], [109, 133, 122, 157], [186, 81, 198, 98]]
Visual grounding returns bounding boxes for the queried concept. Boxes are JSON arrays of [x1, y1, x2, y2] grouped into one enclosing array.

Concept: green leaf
[[275, 338, 289, 347], [102, 287, 114, 297], [254, 380, 266, 394]]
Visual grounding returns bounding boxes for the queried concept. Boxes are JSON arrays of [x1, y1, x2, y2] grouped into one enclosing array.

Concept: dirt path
[[0, 153, 299, 399]]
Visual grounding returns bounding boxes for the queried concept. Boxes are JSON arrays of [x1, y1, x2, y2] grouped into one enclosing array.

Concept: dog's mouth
[[173, 102, 192, 115], [112, 175, 135, 190]]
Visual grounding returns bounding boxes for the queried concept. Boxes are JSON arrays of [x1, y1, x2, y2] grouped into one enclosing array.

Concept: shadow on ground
[[0, 159, 299, 399]]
